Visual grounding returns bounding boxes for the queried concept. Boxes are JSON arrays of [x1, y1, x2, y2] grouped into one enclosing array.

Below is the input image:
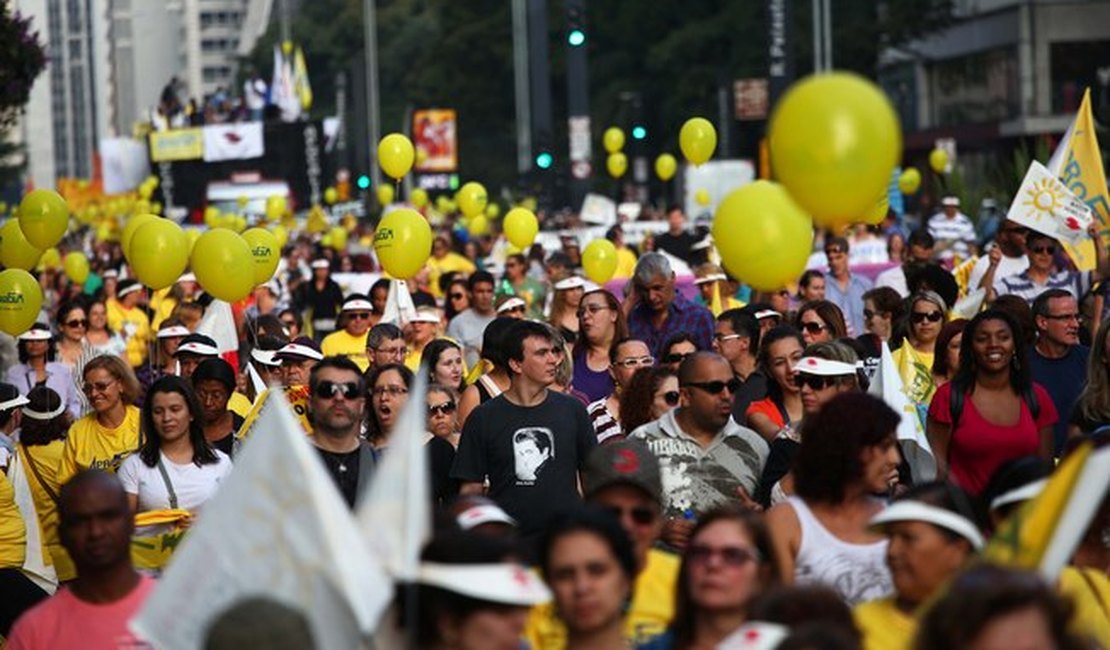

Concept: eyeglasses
[[795, 373, 838, 391], [602, 505, 658, 526], [314, 381, 361, 400], [662, 352, 694, 365], [349, 312, 372, 320], [1043, 312, 1080, 322], [449, 293, 466, 301], [372, 386, 408, 398], [65, 319, 88, 328], [687, 544, 761, 567], [910, 311, 943, 324], [576, 304, 610, 318], [799, 321, 827, 334], [682, 378, 741, 395], [373, 345, 407, 358], [713, 333, 743, 343], [1030, 244, 1057, 255], [82, 379, 117, 394], [428, 401, 457, 416], [660, 390, 680, 406], [613, 356, 654, 369]]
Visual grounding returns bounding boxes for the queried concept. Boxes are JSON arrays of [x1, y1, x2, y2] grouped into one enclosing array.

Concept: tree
[[0, 7, 47, 191]]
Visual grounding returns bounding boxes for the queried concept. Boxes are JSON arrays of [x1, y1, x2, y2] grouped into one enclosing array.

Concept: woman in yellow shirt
[[57, 355, 142, 486]]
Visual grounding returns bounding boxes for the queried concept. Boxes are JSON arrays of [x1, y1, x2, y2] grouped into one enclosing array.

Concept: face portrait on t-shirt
[[513, 427, 553, 484]]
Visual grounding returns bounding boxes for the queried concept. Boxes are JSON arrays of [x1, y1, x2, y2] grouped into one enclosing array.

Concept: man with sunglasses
[[629, 352, 768, 548], [968, 219, 1029, 292], [991, 226, 1109, 304], [823, 236, 872, 336], [320, 294, 376, 372], [306, 356, 376, 508], [626, 252, 715, 357]]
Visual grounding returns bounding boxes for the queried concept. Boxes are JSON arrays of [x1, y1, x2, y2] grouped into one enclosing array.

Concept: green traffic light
[[632, 125, 647, 140], [357, 175, 370, 190], [535, 152, 554, 169], [567, 29, 585, 46]]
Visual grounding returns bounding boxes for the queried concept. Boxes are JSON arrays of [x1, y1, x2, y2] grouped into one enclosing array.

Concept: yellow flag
[[1049, 88, 1110, 270], [293, 45, 313, 111], [710, 281, 724, 316]]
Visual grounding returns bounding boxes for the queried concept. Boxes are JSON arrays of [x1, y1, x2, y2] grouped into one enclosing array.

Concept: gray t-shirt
[[446, 309, 496, 368]]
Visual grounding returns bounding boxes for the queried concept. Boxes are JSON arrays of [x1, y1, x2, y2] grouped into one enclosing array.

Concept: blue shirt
[[628, 292, 715, 357], [824, 272, 873, 337], [1028, 344, 1089, 455]]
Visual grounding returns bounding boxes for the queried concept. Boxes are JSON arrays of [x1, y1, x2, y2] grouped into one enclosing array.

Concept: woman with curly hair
[[619, 366, 679, 436]]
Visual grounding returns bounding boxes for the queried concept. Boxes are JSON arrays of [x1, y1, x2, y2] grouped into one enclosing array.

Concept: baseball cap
[[792, 356, 861, 377], [941, 196, 960, 207], [18, 324, 52, 341], [496, 297, 526, 314], [156, 324, 191, 339], [417, 562, 551, 606], [174, 333, 220, 357], [410, 308, 440, 324], [455, 502, 517, 530], [273, 336, 324, 362], [341, 294, 373, 312], [582, 440, 662, 504]]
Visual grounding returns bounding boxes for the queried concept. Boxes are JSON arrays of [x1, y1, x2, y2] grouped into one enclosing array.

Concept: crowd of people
[[0, 197, 1108, 649]]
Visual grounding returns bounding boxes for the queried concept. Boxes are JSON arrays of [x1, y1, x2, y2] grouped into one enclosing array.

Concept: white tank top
[[788, 496, 893, 606]]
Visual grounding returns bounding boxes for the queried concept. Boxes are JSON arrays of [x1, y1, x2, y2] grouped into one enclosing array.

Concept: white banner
[[1006, 161, 1093, 246], [202, 122, 265, 162]]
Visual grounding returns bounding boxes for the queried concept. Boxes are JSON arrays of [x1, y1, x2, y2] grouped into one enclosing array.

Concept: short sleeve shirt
[[627, 293, 715, 357]]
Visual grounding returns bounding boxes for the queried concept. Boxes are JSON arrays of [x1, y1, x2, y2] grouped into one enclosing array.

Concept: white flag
[[10, 450, 57, 593], [202, 123, 265, 162], [130, 391, 392, 649], [1005, 160, 1093, 246], [869, 342, 937, 482], [356, 373, 430, 580], [197, 299, 240, 368], [379, 279, 417, 328]]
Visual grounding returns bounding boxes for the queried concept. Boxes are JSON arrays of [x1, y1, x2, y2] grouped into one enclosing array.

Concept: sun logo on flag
[[1023, 178, 1063, 216]]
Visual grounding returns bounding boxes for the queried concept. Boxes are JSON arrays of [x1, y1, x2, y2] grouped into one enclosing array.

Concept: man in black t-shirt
[[306, 356, 376, 508], [653, 206, 699, 264], [451, 321, 597, 539]]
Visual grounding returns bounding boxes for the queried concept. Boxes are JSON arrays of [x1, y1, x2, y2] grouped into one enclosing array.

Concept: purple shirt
[[627, 292, 716, 357], [573, 349, 615, 402]]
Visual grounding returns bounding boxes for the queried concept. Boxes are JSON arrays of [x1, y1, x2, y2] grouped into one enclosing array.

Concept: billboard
[[412, 109, 458, 172]]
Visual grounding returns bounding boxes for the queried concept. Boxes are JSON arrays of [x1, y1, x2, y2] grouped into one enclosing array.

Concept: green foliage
[[0, 6, 47, 130]]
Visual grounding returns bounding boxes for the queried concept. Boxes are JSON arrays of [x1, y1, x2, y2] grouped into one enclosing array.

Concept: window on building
[[1050, 41, 1110, 115], [931, 46, 1020, 126]]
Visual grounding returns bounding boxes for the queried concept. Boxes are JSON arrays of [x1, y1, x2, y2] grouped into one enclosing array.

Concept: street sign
[[734, 79, 770, 120], [568, 116, 592, 162]]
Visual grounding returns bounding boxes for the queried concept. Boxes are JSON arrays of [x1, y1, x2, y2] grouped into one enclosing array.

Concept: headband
[[870, 501, 985, 550], [989, 479, 1047, 512], [0, 395, 29, 411], [117, 283, 143, 298], [22, 401, 66, 420]]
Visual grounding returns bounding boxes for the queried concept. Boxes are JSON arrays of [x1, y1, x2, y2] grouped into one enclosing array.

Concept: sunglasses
[[799, 322, 826, 334], [660, 390, 680, 406], [449, 293, 466, 300], [910, 311, 943, 324], [314, 381, 361, 400], [1030, 244, 1057, 255], [613, 356, 655, 369], [662, 352, 694, 365], [687, 544, 761, 567], [602, 505, 658, 526], [82, 379, 116, 394], [428, 401, 456, 416], [795, 373, 837, 391], [862, 309, 883, 320], [349, 312, 372, 320], [65, 319, 88, 328], [683, 378, 741, 395]]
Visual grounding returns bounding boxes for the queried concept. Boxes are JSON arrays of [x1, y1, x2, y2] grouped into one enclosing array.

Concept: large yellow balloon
[[899, 168, 922, 194], [607, 152, 628, 179], [712, 181, 814, 292], [379, 133, 416, 180], [679, 117, 717, 165], [504, 207, 538, 249], [582, 240, 618, 285], [603, 127, 625, 154], [130, 220, 189, 290], [0, 220, 43, 270], [18, 189, 69, 249], [410, 188, 429, 209], [377, 184, 395, 206], [121, 213, 159, 262], [64, 251, 89, 284], [0, 269, 43, 336], [190, 229, 256, 302], [929, 148, 949, 174], [457, 182, 488, 218], [769, 72, 901, 229], [655, 153, 678, 181], [374, 208, 432, 279], [242, 228, 280, 285]]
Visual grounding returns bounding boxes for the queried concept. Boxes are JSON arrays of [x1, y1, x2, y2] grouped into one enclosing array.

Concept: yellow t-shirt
[[404, 347, 423, 372], [0, 471, 26, 569], [57, 405, 142, 486], [524, 547, 679, 648], [1058, 566, 1110, 645], [228, 391, 254, 418], [854, 597, 916, 650], [107, 302, 153, 368], [321, 329, 370, 372], [427, 252, 477, 298], [19, 441, 75, 580], [148, 290, 178, 331], [237, 385, 314, 440]]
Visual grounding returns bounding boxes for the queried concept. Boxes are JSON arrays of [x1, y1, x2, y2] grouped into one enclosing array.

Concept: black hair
[[139, 376, 220, 468], [503, 320, 557, 366], [309, 355, 366, 394], [191, 357, 237, 394], [538, 505, 637, 587], [608, 336, 647, 365], [19, 386, 70, 446], [717, 308, 760, 354], [481, 317, 522, 369], [16, 323, 56, 364], [468, 270, 494, 291], [907, 228, 935, 249], [951, 309, 1032, 400], [660, 332, 699, 358], [0, 382, 22, 429], [421, 339, 464, 391]]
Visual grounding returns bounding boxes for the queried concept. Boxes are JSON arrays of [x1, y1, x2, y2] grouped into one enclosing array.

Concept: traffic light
[[356, 175, 370, 190], [631, 125, 647, 140], [567, 28, 585, 47], [535, 151, 554, 170], [566, 1, 585, 47]]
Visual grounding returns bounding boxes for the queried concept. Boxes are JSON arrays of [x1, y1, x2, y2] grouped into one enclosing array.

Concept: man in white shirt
[[927, 196, 977, 262], [875, 230, 935, 297], [966, 220, 1029, 291]]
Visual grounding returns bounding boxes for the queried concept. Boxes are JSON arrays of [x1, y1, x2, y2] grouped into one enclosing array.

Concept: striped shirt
[[927, 212, 977, 260], [587, 398, 623, 444], [994, 269, 1092, 304]]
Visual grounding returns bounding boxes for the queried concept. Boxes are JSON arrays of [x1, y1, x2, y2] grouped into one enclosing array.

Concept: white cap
[[793, 356, 861, 376], [553, 276, 587, 291], [310, 259, 330, 269], [496, 297, 526, 314], [102, 269, 119, 279], [691, 237, 714, 251], [177, 272, 197, 283], [175, 341, 219, 357], [250, 348, 282, 367], [455, 503, 517, 530], [341, 298, 374, 312], [18, 328, 52, 341], [410, 309, 440, 324], [942, 196, 960, 207], [693, 273, 727, 286], [274, 341, 324, 362], [989, 478, 1047, 513], [0, 394, 29, 412], [21, 400, 66, 421], [156, 325, 191, 339], [718, 622, 789, 650], [417, 562, 551, 606], [870, 501, 985, 550], [754, 309, 782, 320]]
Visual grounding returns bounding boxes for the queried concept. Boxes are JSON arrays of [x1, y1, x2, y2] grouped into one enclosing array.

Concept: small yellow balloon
[[204, 206, 220, 227], [190, 229, 256, 302], [138, 183, 154, 200], [265, 195, 287, 220], [378, 133, 416, 180], [237, 195, 249, 208], [929, 148, 949, 174], [0, 220, 43, 270], [504, 208, 538, 249], [272, 225, 289, 249], [410, 188, 429, 209], [607, 152, 628, 179], [0, 269, 43, 336], [242, 228, 280, 284], [712, 181, 814, 292], [467, 215, 490, 237], [457, 182, 488, 218], [373, 208, 432, 279], [582, 240, 618, 285], [130, 219, 190, 290], [63, 252, 90, 284], [679, 117, 717, 166], [899, 168, 922, 195], [39, 247, 61, 270], [324, 187, 338, 205], [695, 189, 711, 206], [18, 189, 70, 249], [377, 184, 395, 206], [329, 226, 348, 251], [655, 153, 678, 181], [485, 203, 500, 219], [603, 127, 625, 154], [121, 213, 159, 261]]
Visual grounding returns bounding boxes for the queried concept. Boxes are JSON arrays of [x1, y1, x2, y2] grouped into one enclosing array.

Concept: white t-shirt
[[118, 449, 233, 514], [967, 252, 1028, 291]]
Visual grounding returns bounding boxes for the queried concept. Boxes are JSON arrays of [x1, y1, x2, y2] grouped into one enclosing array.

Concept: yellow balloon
[[39, 247, 61, 270], [0, 220, 43, 270], [607, 152, 628, 179], [457, 182, 488, 218], [63, 251, 90, 284], [655, 153, 678, 181], [95, 223, 113, 244], [485, 203, 500, 219], [265, 195, 287, 220], [603, 127, 625, 154], [373, 208, 432, 279], [769, 72, 901, 228], [695, 189, 711, 206], [377, 184, 395, 206], [242, 228, 280, 284], [410, 188, 429, 209], [435, 195, 452, 213], [138, 183, 154, 200], [0, 269, 43, 336], [929, 148, 949, 174], [18, 189, 70, 249], [151, 202, 163, 215], [467, 215, 490, 237], [237, 195, 248, 208], [190, 229, 256, 302], [504, 207, 538, 249], [329, 226, 349, 251], [378, 133, 416, 180], [582, 240, 618, 285], [679, 117, 717, 166], [121, 213, 159, 261], [899, 168, 922, 194], [272, 225, 289, 249], [324, 187, 338, 205], [204, 206, 220, 228], [130, 219, 189, 290], [712, 181, 814, 291], [321, 234, 333, 248], [863, 193, 890, 225]]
